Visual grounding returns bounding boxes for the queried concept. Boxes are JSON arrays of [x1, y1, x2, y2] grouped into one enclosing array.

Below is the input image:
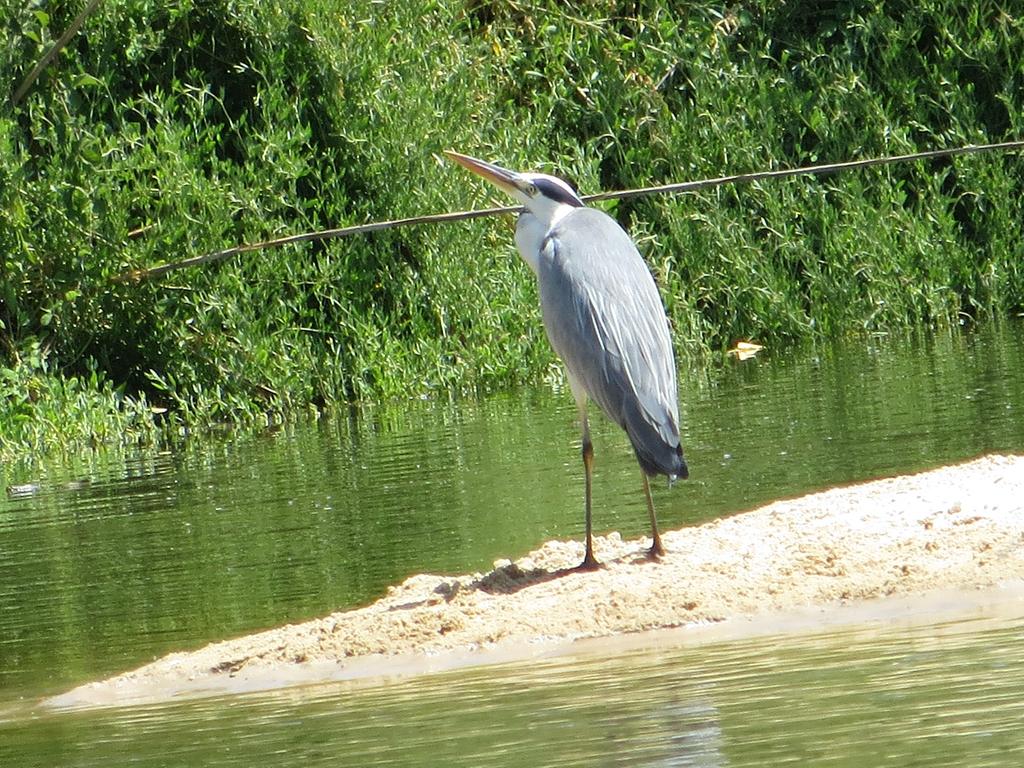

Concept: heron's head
[[444, 150, 583, 227]]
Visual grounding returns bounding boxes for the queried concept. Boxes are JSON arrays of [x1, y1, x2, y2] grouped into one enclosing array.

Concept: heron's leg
[[578, 413, 600, 570], [642, 472, 665, 558]]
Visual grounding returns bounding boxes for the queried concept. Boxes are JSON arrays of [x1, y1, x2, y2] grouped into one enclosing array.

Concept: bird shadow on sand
[[384, 546, 659, 611], [470, 561, 570, 595], [470, 546, 661, 595]]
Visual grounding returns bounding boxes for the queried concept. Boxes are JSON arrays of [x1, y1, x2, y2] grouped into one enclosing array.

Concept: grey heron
[[445, 151, 687, 569]]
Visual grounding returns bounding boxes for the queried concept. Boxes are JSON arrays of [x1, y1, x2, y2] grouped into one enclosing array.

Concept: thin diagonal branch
[[12, 0, 104, 105], [118, 139, 1024, 282]]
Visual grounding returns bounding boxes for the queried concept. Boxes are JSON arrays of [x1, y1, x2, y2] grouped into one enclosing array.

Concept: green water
[[7, 611, 1024, 767], [2, 323, 1024, 765]]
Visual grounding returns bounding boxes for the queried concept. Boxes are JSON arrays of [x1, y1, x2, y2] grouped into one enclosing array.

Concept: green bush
[[1, 0, 1022, 460], [0, 338, 157, 456]]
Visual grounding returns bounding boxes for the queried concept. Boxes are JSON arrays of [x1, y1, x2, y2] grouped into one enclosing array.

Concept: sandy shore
[[48, 454, 1024, 709]]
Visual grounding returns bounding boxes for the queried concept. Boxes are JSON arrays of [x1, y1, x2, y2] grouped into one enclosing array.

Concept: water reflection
[[6, 605, 1024, 767]]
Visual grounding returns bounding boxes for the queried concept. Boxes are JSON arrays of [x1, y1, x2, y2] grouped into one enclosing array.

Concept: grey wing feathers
[[538, 208, 686, 479]]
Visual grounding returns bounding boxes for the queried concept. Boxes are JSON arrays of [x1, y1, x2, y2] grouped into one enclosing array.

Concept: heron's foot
[[647, 539, 666, 560], [575, 551, 602, 571]]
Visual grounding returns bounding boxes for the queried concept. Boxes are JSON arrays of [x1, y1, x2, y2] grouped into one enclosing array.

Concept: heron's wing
[[537, 208, 683, 477]]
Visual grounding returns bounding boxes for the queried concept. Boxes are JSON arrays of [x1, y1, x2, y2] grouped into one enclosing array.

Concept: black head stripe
[[533, 177, 584, 207]]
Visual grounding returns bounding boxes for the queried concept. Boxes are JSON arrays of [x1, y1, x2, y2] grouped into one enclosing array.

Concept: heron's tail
[[617, 392, 687, 480], [669, 446, 689, 482], [634, 436, 688, 481]]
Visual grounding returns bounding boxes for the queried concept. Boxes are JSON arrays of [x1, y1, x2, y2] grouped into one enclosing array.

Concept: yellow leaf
[[726, 341, 764, 361]]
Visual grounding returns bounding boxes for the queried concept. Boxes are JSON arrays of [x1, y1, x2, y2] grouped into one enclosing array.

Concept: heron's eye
[[525, 182, 538, 196]]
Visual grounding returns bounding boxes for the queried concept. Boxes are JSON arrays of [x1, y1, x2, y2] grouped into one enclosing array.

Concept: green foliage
[[0, 339, 158, 456], [1, 0, 1023, 460]]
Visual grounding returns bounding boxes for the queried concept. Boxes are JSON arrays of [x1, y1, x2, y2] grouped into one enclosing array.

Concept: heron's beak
[[443, 150, 530, 197]]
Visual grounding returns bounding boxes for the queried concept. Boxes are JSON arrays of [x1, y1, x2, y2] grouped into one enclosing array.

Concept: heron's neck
[[527, 198, 576, 231], [514, 213, 545, 274], [514, 202, 576, 275]]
